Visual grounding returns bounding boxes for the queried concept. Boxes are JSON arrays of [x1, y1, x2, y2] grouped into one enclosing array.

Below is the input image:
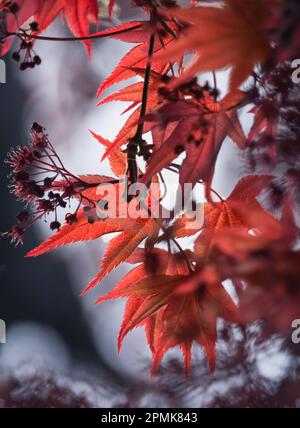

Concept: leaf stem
[[165, 165, 224, 202], [126, 30, 155, 184], [1, 22, 143, 43], [136, 32, 155, 140]]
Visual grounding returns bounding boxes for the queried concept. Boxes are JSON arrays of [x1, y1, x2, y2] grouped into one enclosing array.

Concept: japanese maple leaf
[[248, 101, 278, 155], [180, 90, 246, 188], [157, 1, 272, 90], [212, 198, 300, 332], [97, 69, 163, 161], [237, 248, 300, 331], [26, 207, 129, 256], [174, 174, 279, 245], [97, 260, 239, 375], [108, 248, 193, 359], [96, 21, 176, 97], [89, 130, 127, 176], [36, 0, 99, 54], [82, 216, 159, 293], [1, 0, 99, 55], [213, 198, 284, 260], [140, 100, 199, 185], [1, 0, 39, 55], [141, 90, 245, 187], [150, 280, 239, 375], [27, 178, 161, 294]]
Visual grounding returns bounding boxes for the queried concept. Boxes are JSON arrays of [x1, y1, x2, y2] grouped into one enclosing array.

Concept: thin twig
[[126, 30, 155, 185], [1, 22, 143, 43]]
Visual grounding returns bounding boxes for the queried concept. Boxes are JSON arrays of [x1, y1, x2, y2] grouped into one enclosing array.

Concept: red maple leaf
[[214, 202, 299, 332], [141, 90, 245, 188], [89, 130, 127, 177], [37, 0, 99, 55], [157, 1, 273, 90], [27, 177, 162, 294], [97, 251, 239, 375], [96, 69, 164, 162], [96, 21, 176, 98], [175, 175, 279, 243], [1, 0, 101, 55]]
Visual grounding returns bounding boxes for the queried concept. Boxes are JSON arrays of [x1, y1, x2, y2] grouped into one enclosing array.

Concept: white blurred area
[[0, 322, 70, 375], [0, 322, 127, 407], [11, 5, 255, 380]]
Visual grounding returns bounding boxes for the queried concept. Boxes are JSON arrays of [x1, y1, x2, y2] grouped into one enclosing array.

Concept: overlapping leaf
[[175, 175, 279, 246], [97, 69, 163, 161], [27, 177, 162, 295], [157, 1, 272, 90], [141, 91, 245, 187], [1, 0, 100, 55], [96, 21, 176, 97], [97, 251, 239, 374], [89, 130, 127, 176]]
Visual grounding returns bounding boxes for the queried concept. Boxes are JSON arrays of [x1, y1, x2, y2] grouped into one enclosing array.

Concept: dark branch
[[126, 30, 156, 185]]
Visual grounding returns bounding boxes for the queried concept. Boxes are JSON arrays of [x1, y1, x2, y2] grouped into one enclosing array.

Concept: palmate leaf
[[157, 1, 273, 90], [27, 177, 162, 294], [179, 91, 246, 188], [150, 282, 239, 375], [0, 2, 145, 56], [96, 69, 166, 162], [26, 208, 129, 257], [141, 91, 246, 187], [89, 130, 127, 177], [41, 0, 99, 55], [1, 0, 100, 55], [97, 255, 239, 375], [82, 217, 160, 293], [96, 21, 176, 98], [174, 175, 277, 239]]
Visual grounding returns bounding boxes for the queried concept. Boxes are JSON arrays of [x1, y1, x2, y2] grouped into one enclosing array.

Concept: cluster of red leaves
[[2, 0, 300, 375], [0, 0, 100, 55]]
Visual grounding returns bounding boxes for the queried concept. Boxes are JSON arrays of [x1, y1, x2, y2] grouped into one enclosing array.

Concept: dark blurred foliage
[[246, 62, 300, 210], [159, 325, 300, 408], [1, 324, 300, 408]]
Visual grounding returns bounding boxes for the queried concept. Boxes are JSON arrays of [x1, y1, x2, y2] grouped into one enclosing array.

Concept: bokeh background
[[0, 0, 300, 408]]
